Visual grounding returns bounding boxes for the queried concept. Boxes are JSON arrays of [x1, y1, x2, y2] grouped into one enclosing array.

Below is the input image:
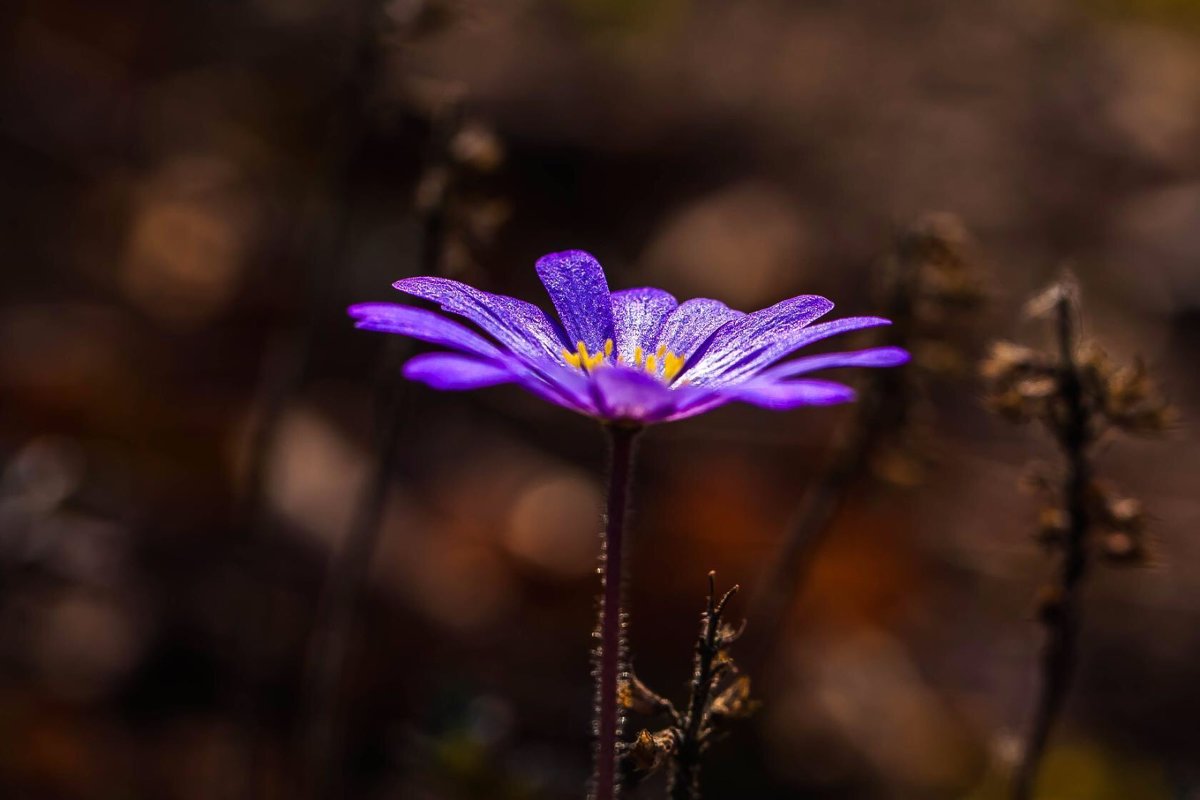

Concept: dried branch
[[620, 572, 757, 800], [751, 214, 986, 666], [670, 573, 746, 800], [300, 103, 507, 800], [981, 277, 1172, 799]]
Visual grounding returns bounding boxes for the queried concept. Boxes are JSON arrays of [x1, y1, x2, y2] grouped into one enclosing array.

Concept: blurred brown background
[[2, 0, 1200, 798]]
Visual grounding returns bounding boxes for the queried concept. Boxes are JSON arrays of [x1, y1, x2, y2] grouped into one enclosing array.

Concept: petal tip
[[535, 248, 600, 266]]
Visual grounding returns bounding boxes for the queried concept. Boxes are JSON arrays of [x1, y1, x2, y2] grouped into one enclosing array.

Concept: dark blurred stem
[[235, 3, 379, 798], [302, 338, 407, 800], [1013, 294, 1089, 800], [670, 574, 738, 800], [301, 118, 451, 800], [594, 425, 639, 800], [748, 271, 913, 670], [748, 397, 879, 665]]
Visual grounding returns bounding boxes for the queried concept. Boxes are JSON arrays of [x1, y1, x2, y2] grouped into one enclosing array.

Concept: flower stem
[[1013, 292, 1090, 800], [593, 425, 639, 800]]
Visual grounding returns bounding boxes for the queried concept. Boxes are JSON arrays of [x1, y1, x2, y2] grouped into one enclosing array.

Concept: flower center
[[562, 339, 686, 382]]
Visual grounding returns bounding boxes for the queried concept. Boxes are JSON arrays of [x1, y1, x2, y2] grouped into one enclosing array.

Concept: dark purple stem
[[1013, 293, 1090, 800], [593, 425, 639, 800]]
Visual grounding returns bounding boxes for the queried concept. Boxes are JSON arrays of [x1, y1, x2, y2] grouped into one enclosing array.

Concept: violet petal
[[689, 314, 891, 386], [349, 303, 504, 361], [728, 378, 858, 408], [403, 352, 518, 390], [681, 294, 834, 383], [393, 277, 567, 366], [535, 250, 615, 349], [652, 297, 745, 368], [589, 366, 681, 423], [610, 287, 678, 362], [758, 346, 911, 381]]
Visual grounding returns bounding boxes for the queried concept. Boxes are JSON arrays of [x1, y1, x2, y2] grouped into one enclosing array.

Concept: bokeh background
[[3, 0, 1200, 797]]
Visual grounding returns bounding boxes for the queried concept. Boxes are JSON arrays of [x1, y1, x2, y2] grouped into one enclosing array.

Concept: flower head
[[349, 250, 909, 424]]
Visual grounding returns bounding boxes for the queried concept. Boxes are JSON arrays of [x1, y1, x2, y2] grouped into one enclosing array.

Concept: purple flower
[[349, 250, 909, 425]]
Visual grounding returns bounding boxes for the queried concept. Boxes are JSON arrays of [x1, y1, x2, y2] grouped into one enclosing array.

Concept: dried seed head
[[885, 214, 988, 338], [1035, 507, 1068, 546], [709, 675, 757, 721], [980, 341, 1043, 380], [620, 675, 674, 717], [715, 621, 745, 648], [710, 649, 734, 678], [981, 341, 1061, 423], [461, 198, 511, 243], [414, 166, 451, 214], [1017, 376, 1058, 400], [1105, 496, 1145, 533], [626, 728, 676, 774], [1101, 531, 1145, 565], [448, 122, 505, 173]]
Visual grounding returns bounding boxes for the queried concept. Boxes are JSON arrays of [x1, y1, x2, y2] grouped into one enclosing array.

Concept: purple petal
[[610, 288, 677, 362], [728, 378, 858, 409], [681, 295, 834, 384], [652, 298, 745, 363], [520, 365, 598, 415], [393, 277, 567, 366], [403, 352, 597, 416], [758, 346, 910, 381], [535, 250, 614, 349], [349, 303, 504, 361], [589, 366, 682, 423], [665, 375, 859, 420], [403, 353, 518, 390], [689, 313, 892, 386]]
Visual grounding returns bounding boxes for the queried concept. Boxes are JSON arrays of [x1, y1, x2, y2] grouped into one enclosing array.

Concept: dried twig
[[750, 214, 985, 665], [300, 101, 507, 800], [1011, 286, 1089, 800], [621, 572, 756, 800], [670, 574, 747, 800], [981, 277, 1171, 799]]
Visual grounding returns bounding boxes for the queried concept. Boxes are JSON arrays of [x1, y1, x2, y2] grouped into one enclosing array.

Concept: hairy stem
[[1013, 294, 1090, 800], [593, 425, 639, 800]]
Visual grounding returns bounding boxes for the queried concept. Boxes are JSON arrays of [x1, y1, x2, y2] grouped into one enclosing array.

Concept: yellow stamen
[[576, 341, 594, 372], [563, 335, 687, 384], [663, 352, 685, 382]]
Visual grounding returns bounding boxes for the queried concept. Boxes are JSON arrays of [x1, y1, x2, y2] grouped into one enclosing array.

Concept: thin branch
[[232, 3, 383, 798], [1012, 289, 1090, 800], [747, 224, 922, 667], [669, 573, 740, 800], [298, 99, 469, 800]]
